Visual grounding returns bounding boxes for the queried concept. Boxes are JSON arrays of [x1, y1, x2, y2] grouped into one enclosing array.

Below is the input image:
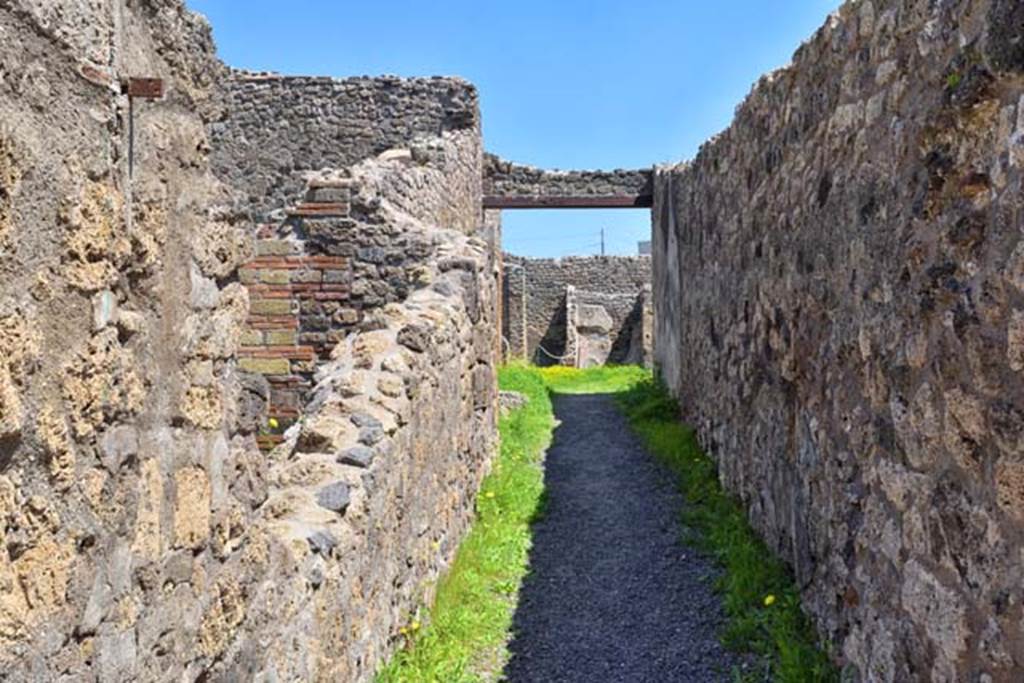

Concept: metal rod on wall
[[122, 77, 165, 179]]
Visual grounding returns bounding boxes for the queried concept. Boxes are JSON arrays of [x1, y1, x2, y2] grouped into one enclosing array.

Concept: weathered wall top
[[211, 70, 480, 219], [483, 154, 652, 204]]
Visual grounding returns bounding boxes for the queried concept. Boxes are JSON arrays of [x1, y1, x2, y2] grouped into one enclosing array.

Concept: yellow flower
[[399, 627, 408, 635], [411, 620, 421, 631], [764, 594, 776, 607], [485, 491, 495, 499], [268, 417, 279, 429]]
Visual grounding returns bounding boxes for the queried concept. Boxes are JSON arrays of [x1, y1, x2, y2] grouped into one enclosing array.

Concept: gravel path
[[505, 393, 741, 682]]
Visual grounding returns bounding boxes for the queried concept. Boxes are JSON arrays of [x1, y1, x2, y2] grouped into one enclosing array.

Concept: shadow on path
[[505, 393, 739, 682]]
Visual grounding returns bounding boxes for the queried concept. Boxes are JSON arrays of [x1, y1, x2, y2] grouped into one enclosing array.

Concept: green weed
[[615, 372, 839, 683], [378, 364, 837, 682], [375, 364, 554, 682], [538, 363, 649, 394]]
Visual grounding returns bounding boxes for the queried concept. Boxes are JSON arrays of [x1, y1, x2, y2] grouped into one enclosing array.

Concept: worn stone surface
[[484, 154, 652, 198], [0, 2, 498, 682], [652, 1, 1024, 680], [237, 125, 485, 452], [254, 139, 499, 681], [21, 0, 1024, 679], [503, 254, 651, 366], [212, 72, 480, 221], [0, 3, 258, 678]]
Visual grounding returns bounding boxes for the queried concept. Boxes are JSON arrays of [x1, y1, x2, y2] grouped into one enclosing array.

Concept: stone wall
[[237, 129, 484, 450], [240, 140, 499, 680], [503, 255, 651, 366], [0, 2, 498, 680], [567, 285, 653, 368], [0, 1, 262, 679], [484, 154, 652, 198], [212, 72, 480, 220], [652, 1, 1024, 680]]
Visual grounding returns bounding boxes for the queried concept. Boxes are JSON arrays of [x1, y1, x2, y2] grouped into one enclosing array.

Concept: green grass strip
[[378, 363, 836, 682], [540, 365, 838, 683], [376, 364, 554, 683], [538, 363, 650, 395]]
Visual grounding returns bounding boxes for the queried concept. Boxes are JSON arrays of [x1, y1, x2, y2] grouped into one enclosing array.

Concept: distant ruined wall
[[0, 2, 498, 681], [503, 255, 650, 365], [567, 285, 653, 368], [653, 0, 1024, 680], [212, 72, 480, 220]]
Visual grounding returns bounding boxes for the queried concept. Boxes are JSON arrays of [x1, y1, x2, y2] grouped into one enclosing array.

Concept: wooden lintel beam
[[483, 194, 653, 209]]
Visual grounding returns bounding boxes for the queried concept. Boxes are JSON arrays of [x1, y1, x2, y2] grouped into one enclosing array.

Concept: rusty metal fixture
[[124, 77, 164, 99]]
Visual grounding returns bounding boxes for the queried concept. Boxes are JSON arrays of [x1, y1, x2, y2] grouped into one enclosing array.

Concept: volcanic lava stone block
[[316, 482, 351, 514], [338, 445, 374, 468]]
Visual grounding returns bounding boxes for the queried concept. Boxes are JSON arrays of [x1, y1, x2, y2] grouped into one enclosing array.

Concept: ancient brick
[[238, 357, 291, 375], [247, 316, 300, 330], [255, 239, 298, 256], [290, 269, 322, 284], [322, 269, 350, 284], [259, 269, 291, 284], [239, 345, 314, 360], [246, 288, 291, 300], [265, 330, 297, 346], [249, 299, 293, 316]]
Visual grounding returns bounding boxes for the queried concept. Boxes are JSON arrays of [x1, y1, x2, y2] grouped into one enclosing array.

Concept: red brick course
[[239, 242, 356, 450]]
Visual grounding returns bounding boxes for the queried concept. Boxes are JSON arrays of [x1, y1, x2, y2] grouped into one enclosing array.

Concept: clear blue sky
[[187, 0, 839, 257]]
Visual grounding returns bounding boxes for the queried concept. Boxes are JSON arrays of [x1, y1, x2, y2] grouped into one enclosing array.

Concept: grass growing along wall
[[376, 364, 553, 682], [538, 364, 649, 395], [378, 364, 836, 682], [552, 367, 838, 683]]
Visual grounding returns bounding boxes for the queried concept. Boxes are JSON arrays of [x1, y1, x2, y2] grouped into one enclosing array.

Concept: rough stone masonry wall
[[239, 137, 499, 681], [0, 1, 268, 679], [237, 128, 485, 449], [0, 2, 498, 681], [503, 255, 650, 365], [653, 1, 1024, 680], [212, 72, 480, 220], [484, 153, 652, 198]]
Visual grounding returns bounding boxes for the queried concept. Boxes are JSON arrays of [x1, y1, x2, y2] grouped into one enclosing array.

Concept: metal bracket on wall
[[122, 77, 165, 177]]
